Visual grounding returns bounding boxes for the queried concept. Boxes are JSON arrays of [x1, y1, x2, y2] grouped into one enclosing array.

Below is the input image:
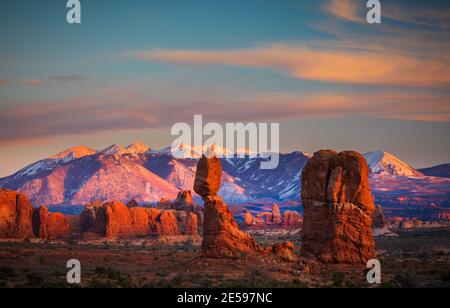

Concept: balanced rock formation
[[0, 189, 34, 239], [32, 206, 70, 240], [195, 155, 261, 257], [301, 150, 375, 264]]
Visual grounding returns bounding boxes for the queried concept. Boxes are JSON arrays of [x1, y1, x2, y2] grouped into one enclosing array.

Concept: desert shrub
[[0, 266, 17, 279], [25, 272, 44, 286], [440, 269, 450, 282], [332, 272, 345, 287], [88, 278, 114, 288], [392, 271, 420, 288], [94, 266, 107, 275]]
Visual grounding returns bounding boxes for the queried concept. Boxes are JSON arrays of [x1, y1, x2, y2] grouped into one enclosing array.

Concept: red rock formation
[[184, 212, 198, 236], [194, 155, 295, 259], [80, 200, 194, 239], [244, 211, 253, 226], [105, 201, 134, 239], [45, 212, 70, 240], [269, 241, 298, 262], [281, 211, 303, 228], [372, 205, 386, 229], [253, 212, 273, 227], [173, 190, 193, 208], [155, 210, 179, 236], [79, 201, 105, 234], [301, 150, 375, 264], [194, 156, 222, 197], [272, 204, 281, 224], [0, 189, 34, 239], [202, 196, 261, 257]]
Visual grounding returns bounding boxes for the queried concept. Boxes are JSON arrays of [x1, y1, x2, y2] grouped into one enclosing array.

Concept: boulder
[[301, 150, 375, 264], [194, 155, 222, 198]]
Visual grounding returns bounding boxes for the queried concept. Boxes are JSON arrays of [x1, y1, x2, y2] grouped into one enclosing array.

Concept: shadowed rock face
[[301, 150, 375, 264], [0, 189, 34, 239], [33, 206, 70, 240], [202, 196, 260, 257], [372, 205, 386, 229]]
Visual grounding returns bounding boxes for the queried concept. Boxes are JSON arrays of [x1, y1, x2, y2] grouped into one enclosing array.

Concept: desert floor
[[0, 228, 449, 288]]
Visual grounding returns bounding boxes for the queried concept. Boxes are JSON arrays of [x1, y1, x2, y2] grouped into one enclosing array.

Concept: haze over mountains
[[0, 143, 449, 213]]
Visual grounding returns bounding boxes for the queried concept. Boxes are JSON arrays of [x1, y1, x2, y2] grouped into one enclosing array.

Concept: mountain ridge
[[1, 143, 449, 211]]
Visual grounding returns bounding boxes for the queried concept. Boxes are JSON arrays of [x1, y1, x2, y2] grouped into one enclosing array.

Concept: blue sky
[[0, 0, 449, 176]]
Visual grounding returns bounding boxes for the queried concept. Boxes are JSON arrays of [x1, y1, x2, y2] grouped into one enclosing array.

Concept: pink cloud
[[1, 90, 448, 144], [132, 44, 450, 87]]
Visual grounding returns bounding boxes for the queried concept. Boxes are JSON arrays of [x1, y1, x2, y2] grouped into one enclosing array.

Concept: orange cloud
[[133, 44, 450, 87], [323, 0, 364, 23]]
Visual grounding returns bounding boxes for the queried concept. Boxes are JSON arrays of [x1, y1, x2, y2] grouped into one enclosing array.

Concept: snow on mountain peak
[[155, 143, 259, 159], [49, 146, 97, 162], [364, 151, 423, 177], [126, 142, 149, 154], [100, 144, 127, 156]]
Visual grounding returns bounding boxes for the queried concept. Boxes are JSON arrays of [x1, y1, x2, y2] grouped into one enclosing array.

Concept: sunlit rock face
[[0, 189, 34, 239], [301, 150, 375, 264]]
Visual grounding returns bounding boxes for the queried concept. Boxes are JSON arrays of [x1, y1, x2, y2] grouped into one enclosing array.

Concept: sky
[[0, 0, 450, 177]]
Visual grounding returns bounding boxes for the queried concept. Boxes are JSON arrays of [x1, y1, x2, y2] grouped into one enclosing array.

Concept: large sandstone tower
[[301, 150, 375, 264]]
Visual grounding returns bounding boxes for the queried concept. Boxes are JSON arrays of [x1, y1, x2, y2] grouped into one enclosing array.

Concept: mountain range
[[0, 143, 449, 213]]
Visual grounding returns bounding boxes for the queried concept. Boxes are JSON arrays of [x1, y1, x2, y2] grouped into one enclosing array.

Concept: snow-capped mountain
[[153, 143, 257, 159], [221, 151, 311, 201], [364, 151, 423, 177], [1, 143, 449, 212], [1, 146, 97, 185]]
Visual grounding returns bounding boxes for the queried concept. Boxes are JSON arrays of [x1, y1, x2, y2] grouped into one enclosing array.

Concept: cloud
[[20, 79, 44, 86], [132, 43, 450, 87], [383, 5, 450, 30], [323, 0, 365, 23], [323, 0, 450, 30], [1, 90, 448, 144], [0, 80, 8, 86], [49, 74, 86, 82]]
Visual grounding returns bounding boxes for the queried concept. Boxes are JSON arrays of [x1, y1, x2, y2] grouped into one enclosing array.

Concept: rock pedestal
[[195, 155, 262, 257]]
